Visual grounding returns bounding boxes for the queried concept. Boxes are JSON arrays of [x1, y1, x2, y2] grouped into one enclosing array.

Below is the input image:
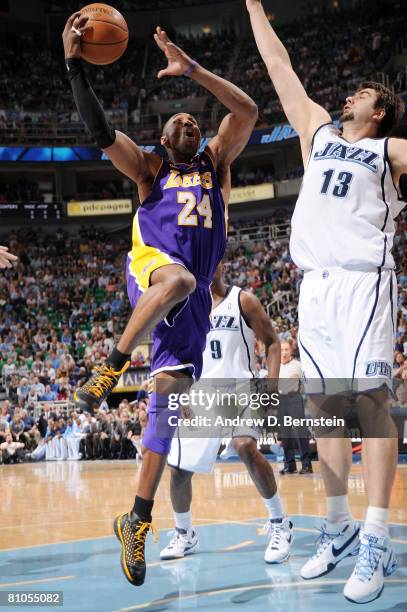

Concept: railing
[[266, 291, 293, 318], [2, 367, 31, 393], [227, 222, 290, 247], [0, 108, 217, 146], [2, 81, 406, 146]]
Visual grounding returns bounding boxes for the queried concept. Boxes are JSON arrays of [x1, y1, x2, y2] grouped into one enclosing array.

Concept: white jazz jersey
[[167, 286, 258, 473], [290, 123, 404, 271], [201, 285, 256, 379], [291, 123, 404, 388]]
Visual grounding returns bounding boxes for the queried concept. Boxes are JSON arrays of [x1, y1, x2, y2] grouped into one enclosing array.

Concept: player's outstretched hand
[[154, 26, 194, 79], [62, 11, 90, 59], [0, 246, 18, 269]]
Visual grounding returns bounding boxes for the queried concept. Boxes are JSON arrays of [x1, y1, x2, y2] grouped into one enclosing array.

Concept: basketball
[[79, 3, 128, 65]]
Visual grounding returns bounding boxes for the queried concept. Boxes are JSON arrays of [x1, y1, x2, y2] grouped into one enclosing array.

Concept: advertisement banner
[[67, 199, 133, 217], [229, 183, 275, 205]]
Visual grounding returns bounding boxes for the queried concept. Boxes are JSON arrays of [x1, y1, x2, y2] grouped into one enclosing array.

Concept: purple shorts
[[126, 258, 212, 380], [126, 259, 212, 455]]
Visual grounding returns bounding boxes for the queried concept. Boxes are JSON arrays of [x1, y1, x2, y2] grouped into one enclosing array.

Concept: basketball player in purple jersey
[[63, 14, 258, 586]]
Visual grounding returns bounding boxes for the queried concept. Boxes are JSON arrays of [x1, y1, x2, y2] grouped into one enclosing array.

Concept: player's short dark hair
[[357, 81, 405, 137]]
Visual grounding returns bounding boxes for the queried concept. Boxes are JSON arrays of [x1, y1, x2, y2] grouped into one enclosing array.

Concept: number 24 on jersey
[[177, 191, 213, 228]]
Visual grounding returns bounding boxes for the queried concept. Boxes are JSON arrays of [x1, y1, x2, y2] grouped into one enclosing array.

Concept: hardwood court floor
[[2, 459, 407, 550]]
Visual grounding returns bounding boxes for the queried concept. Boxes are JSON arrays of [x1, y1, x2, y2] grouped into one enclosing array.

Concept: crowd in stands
[[0, 224, 152, 464], [0, 169, 300, 205], [143, 28, 237, 106], [1, 201, 407, 463], [231, 165, 304, 187], [0, 395, 148, 465], [0, 180, 46, 203], [233, 0, 407, 127], [0, 32, 144, 144], [44, 0, 232, 12], [75, 178, 134, 201], [232, 166, 275, 188], [1, 0, 405, 145], [0, 225, 135, 393]]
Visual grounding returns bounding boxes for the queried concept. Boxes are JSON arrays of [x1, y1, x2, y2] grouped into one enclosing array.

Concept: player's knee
[[163, 269, 196, 302], [232, 437, 257, 461], [174, 269, 196, 298]]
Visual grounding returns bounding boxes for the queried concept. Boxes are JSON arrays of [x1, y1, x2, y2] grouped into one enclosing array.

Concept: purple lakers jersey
[[131, 149, 227, 282]]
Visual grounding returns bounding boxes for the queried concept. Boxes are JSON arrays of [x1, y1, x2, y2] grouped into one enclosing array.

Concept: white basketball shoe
[[264, 517, 294, 563], [160, 528, 199, 560], [300, 521, 360, 579], [343, 530, 397, 604]]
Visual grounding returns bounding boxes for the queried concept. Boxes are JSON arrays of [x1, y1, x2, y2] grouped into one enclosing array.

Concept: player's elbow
[[245, 101, 258, 122]]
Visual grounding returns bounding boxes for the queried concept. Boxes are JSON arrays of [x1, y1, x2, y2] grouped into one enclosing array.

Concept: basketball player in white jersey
[[160, 263, 294, 563], [247, 0, 407, 604]]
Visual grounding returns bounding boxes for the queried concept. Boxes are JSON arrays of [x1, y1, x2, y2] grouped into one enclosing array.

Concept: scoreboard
[[0, 202, 63, 220]]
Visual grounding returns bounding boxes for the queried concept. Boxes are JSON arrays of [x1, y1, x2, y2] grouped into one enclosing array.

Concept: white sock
[[326, 495, 353, 530], [174, 510, 192, 532], [364, 506, 389, 537], [262, 493, 284, 520]]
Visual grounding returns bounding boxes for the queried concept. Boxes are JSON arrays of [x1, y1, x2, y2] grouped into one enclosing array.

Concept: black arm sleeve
[[66, 58, 116, 149]]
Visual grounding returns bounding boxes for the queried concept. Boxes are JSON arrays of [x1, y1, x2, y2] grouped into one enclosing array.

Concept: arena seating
[[44, 0, 232, 13], [1, 205, 407, 463], [1, 0, 405, 145], [233, 0, 407, 126]]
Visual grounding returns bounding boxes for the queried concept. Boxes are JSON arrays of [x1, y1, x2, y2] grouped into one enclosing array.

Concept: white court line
[[114, 578, 407, 611], [0, 576, 75, 588]]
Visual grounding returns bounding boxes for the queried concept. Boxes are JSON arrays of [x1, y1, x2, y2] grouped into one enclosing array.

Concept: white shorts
[[168, 433, 222, 474], [167, 378, 261, 473], [298, 267, 396, 393]]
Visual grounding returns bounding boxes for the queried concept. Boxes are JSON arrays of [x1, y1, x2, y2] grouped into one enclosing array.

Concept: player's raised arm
[[62, 13, 159, 186], [154, 27, 258, 173], [246, 0, 331, 160], [239, 291, 281, 379]]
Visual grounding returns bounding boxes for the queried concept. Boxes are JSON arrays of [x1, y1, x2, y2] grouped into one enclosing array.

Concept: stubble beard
[[339, 110, 355, 123]]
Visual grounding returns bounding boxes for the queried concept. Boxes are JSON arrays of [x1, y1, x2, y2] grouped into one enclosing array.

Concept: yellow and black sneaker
[[74, 361, 130, 412], [114, 511, 158, 586]]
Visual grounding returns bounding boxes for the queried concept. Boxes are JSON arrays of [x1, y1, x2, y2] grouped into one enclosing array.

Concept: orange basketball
[[80, 3, 128, 65]]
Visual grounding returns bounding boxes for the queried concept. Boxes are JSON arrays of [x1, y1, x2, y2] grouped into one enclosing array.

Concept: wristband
[[65, 57, 83, 79], [184, 60, 197, 78]]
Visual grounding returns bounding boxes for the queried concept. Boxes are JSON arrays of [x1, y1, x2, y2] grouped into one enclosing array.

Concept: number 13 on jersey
[[320, 169, 353, 198], [178, 191, 213, 228]]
